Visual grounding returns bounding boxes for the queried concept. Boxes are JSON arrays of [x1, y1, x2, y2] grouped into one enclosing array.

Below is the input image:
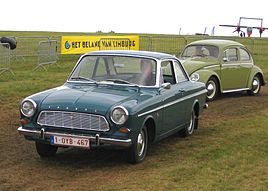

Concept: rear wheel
[[206, 77, 218, 101], [127, 126, 148, 164], [180, 110, 197, 137], [35, 142, 58, 157], [247, 75, 261, 96]]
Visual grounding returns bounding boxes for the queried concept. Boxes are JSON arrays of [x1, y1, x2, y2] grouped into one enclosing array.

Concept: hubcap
[[137, 131, 145, 157], [207, 81, 216, 99], [187, 112, 194, 134], [252, 78, 260, 94]]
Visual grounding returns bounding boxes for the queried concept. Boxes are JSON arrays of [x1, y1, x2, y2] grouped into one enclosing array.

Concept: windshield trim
[[67, 54, 162, 88]]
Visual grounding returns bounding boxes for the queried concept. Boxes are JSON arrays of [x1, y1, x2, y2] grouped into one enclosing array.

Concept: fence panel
[[139, 36, 153, 51], [34, 40, 58, 71], [0, 43, 13, 76], [13, 36, 50, 60], [139, 36, 187, 55]]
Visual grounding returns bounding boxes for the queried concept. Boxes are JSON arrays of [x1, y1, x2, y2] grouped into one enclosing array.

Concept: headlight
[[20, 99, 37, 117], [190, 72, 200, 81], [111, 106, 128, 125]]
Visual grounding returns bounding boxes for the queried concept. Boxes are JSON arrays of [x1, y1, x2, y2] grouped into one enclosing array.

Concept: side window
[[161, 61, 176, 84], [224, 48, 238, 62], [240, 48, 251, 61], [174, 61, 187, 82]]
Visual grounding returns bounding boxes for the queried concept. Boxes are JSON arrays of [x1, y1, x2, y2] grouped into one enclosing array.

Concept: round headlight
[[190, 72, 200, 81], [20, 99, 37, 117], [111, 106, 128, 125]]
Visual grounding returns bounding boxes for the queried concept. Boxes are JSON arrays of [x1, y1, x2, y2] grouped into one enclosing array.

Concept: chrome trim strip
[[138, 89, 207, 117], [203, 64, 219, 69], [222, 88, 249, 93], [221, 63, 252, 67], [18, 127, 132, 147], [221, 64, 240, 67]]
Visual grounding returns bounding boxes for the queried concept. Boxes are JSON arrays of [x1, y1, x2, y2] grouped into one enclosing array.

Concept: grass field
[[0, 32, 268, 191]]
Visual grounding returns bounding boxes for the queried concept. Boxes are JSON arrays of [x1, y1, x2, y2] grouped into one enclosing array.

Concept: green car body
[[18, 50, 207, 164], [180, 39, 266, 101]]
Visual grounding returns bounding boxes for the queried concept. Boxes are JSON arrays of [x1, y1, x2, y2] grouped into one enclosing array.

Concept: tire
[[180, 110, 197, 137], [35, 142, 58, 157], [0, 37, 17, 50], [127, 126, 148, 164], [247, 75, 261, 96], [206, 77, 218, 101]]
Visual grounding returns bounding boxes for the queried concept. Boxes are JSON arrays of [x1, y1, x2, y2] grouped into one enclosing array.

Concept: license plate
[[50, 135, 90, 149]]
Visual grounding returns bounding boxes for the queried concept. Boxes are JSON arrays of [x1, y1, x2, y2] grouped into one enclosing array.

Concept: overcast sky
[[1, 0, 268, 37]]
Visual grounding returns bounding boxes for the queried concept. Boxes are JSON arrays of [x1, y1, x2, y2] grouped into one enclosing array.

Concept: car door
[[221, 47, 248, 90], [159, 60, 189, 137]]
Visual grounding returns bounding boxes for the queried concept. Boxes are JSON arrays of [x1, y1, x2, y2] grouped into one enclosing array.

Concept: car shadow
[[36, 133, 186, 168]]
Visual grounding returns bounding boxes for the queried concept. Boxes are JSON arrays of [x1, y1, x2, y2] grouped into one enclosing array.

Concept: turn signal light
[[119, 127, 130, 133], [20, 119, 30, 125]]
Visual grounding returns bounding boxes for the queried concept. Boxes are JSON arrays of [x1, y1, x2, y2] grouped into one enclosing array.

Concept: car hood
[[32, 84, 153, 116], [181, 58, 218, 75]]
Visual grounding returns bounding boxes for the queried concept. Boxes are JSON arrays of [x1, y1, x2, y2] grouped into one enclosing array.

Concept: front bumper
[[18, 127, 132, 147]]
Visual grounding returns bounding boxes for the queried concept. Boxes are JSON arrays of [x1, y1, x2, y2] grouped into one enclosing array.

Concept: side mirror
[[161, 82, 171, 90]]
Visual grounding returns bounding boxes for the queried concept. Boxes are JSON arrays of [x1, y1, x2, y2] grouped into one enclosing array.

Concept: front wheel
[[35, 142, 58, 157], [127, 126, 148, 164], [206, 77, 219, 101], [247, 75, 261, 96]]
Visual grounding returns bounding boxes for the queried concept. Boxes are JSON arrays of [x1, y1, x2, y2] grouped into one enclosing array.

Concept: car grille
[[37, 111, 110, 132]]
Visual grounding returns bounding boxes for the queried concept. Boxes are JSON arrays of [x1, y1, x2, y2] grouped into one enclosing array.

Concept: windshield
[[69, 55, 157, 86], [181, 45, 219, 59]]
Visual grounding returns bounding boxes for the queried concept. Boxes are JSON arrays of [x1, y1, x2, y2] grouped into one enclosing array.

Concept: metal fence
[[1, 35, 268, 75], [0, 43, 14, 76], [34, 40, 59, 71], [8, 35, 268, 57], [139, 35, 268, 56], [12, 36, 52, 61]]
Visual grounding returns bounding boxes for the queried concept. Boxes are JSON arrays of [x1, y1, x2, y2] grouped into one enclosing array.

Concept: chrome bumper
[[18, 127, 132, 147]]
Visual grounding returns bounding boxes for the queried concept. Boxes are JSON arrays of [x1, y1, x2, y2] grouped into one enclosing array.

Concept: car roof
[[84, 50, 176, 60], [187, 39, 244, 48]]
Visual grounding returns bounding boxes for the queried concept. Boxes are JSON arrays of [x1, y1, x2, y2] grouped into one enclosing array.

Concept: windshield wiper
[[70, 76, 97, 83], [104, 79, 131, 84]]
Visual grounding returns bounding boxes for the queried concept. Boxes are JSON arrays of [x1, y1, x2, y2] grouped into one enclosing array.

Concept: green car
[[18, 50, 207, 164], [180, 39, 266, 101]]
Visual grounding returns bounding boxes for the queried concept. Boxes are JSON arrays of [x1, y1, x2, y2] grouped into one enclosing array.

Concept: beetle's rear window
[[181, 45, 219, 59]]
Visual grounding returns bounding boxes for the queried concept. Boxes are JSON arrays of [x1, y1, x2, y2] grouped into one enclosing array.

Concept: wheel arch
[[247, 66, 266, 87], [142, 116, 156, 143], [192, 99, 200, 118], [196, 70, 222, 92], [192, 99, 200, 129]]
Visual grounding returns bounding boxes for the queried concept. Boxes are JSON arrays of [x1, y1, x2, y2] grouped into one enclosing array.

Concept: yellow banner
[[61, 36, 139, 54]]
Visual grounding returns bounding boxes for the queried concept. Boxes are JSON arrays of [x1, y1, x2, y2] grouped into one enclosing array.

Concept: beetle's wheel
[[206, 77, 218, 101], [247, 75, 261, 96]]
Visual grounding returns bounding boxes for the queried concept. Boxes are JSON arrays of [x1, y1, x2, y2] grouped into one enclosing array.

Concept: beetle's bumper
[[18, 127, 132, 147]]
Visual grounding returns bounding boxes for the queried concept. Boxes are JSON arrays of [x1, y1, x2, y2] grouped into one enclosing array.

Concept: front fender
[[194, 69, 221, 86]]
